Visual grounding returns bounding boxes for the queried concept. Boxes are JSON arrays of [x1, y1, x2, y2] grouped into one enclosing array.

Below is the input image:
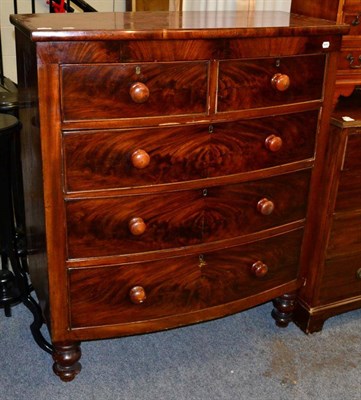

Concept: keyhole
[[198, 254, 207, 268]]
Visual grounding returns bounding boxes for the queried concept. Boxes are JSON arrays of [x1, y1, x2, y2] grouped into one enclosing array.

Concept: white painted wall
[[183, 0, 291, 11]]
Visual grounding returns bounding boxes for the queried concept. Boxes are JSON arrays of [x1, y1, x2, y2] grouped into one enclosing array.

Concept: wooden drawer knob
[[271, 73, 290, 91], [257, 198, 275, 215], [251, 261, 268, 278], [129, 286, 146, 304], [129, 82, 150, 103], [265, 135, 283, 152], [128, 217, 146, 236], [356, 268, 361, 280], [131, 149, 150, 169]]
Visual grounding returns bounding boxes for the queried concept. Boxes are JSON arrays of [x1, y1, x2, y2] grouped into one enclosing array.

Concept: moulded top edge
[[10, 11, 350, 42]]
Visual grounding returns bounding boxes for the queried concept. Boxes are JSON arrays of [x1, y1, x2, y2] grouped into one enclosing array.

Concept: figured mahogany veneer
[[61, 62, 209, 120], [217, 55, 325, 111], [69, 229, 303, 329], [66, 170, 310, 259], [11, 10, 347, 381], [63, 111, 318, 192]]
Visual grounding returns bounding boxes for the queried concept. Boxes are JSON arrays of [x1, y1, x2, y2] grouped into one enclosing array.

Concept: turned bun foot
[[52, 342, 82, 382], [271, 292, 296, 328]]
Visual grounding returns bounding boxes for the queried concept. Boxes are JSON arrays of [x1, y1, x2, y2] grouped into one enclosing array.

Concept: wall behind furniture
[[0, 0, 125, 83], [183, 0, 290, 11]]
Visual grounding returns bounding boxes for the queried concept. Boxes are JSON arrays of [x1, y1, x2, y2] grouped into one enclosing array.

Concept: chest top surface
[[10, 10, 348, 42]]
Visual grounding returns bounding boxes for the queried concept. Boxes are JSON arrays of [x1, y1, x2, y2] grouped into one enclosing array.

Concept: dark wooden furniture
[[0, 114, 22, 317], [293, 91, 361, 333], [0, 111, 53, 352], [291, 0, 361, 99], [10, 10, 347, 381], [291, 0, 361, 332]]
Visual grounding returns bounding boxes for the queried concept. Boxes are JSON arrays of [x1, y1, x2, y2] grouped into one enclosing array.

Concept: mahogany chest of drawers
[[11, 11, 347, 380]]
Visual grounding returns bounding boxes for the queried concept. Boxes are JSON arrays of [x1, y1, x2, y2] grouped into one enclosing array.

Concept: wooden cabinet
[[291, 0, 361, 332], [293, 91, 361, 333], [291, 0, 361, 99], [10, 10, 346, 381]]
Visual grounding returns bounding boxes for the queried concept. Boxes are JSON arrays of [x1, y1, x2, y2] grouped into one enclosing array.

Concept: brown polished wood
[[292, 90, 361, 333], [291, 0, 357, 100], [11, 10, 347, 380], [251, 261, 269, 278], [271, 73, 290, 92]]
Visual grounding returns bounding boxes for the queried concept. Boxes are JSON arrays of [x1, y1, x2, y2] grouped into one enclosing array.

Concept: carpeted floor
[[1, 301, 360, 400]]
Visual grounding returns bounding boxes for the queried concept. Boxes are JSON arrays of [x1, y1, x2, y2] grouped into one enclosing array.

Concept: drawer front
[[335, 169, 361, 212], [344, 14, 361, 36], [318, 253, 361, 304], [217, 55, 325, 112], [338, 50, 361, 73], [207, 111, 317, 177], [342, 133, 361, 171], [335, 132, 361, 212], [63, 125, 208, 192], [66, 170, 310, 259], [68, 229, 303, 328], [63, 111, 318, 192], [61, 61, 209, 121], [327, 212, 361, 259], [343, 1, 361, 13]]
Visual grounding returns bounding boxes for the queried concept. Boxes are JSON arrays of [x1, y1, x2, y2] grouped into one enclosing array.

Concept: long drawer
[[63, 111, 318, 192], [61, 61, 209, 121], [327, 211, 361, 259], [318, 253, 361, 304], [68, 229, 303, 328], [65, 170, 311, 259]]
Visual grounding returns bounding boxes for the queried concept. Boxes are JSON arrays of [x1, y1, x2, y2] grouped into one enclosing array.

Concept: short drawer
[[68, 229, 303, 328], [217, 54, 325, 112], [61, 61, 209, 121], [343, 14, 361, 36], [63, 110, 318, 192], [335, 169, 361, 212], [327, 212, 361, 259], [318, 253, 361, 304], [343, 1, 361, 13], [337, 50, 361, 73], [65, 170, 310, 259], [342, 132, 361, 171]]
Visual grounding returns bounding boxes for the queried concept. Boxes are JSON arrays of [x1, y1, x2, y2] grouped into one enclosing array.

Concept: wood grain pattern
[[65, 170, 310, 259], [291, 0, 343, 22], [10, 12, 349, 42], [327, 211, 361, 259], [61, 62, 209, 121], [68, 229, 303, 328], [217, 55, 325, 112], [63, 111, 318, 192], [342, 133, 361, 170], [336, 169, 361, 211], [318, 253, 361, 303], [11, 10, 346, 376]]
